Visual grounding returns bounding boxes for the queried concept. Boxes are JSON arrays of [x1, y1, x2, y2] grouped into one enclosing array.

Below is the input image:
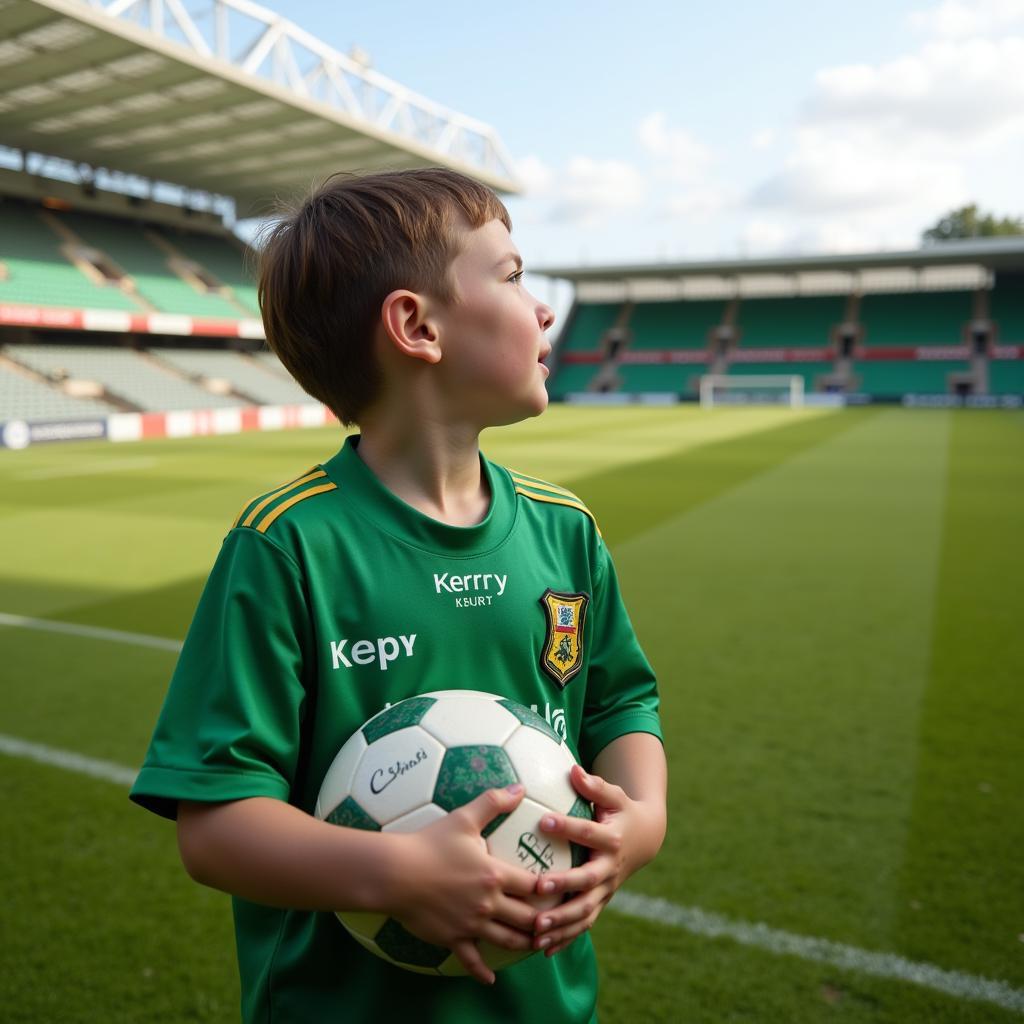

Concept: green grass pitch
[[1, 405, 1021, 1023]]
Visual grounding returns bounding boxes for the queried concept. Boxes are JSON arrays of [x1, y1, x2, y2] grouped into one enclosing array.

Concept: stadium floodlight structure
[[699, 374, 804, 409], [0, 0, 521, 215]]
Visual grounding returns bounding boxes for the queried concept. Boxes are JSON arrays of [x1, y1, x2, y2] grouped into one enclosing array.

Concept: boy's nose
[[537, 302, 556, 331]]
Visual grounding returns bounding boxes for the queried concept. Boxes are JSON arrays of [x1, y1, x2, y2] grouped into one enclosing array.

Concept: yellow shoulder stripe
[[233, 468, 325, 529], [509, 472, 577, 499], [255, 482, 338, 534], [514, 487, 602, 537]]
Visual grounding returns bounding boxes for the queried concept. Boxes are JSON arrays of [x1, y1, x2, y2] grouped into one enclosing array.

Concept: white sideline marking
[[2, 614, 1021, 1014], [610, 892, 1024, 1014], [0, 734, 137, 787], [0, 612, 182, 652]]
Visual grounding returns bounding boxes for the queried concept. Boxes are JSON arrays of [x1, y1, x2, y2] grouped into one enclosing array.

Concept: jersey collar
[[322, 435, 516, 554]]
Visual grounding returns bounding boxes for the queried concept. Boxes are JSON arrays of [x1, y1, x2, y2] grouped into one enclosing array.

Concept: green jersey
[[131, 435, 661, 1024]]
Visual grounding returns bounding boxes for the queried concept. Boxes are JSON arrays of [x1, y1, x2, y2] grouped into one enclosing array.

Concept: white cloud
[[547, 156, 646, 225], [515, 154, 554, 197], [804, 37, 1024, 144], [636, 112, 715, 183], [908, 0, 1024, 37], [750, 128, 777, 151]]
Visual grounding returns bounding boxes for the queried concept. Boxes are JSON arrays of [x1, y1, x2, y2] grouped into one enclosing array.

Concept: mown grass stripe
[[1, 725, 1018, 1015], [571, 407, 877, 547], [0, 611, 182, 652], [610, 892, 1024, 1015]]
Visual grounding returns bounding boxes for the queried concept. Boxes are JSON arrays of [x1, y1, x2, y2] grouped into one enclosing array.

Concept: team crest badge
[[539, 589, 589, 688]]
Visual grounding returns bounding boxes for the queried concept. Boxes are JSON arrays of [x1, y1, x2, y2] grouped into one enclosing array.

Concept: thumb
[[459, 782, 525, 833]]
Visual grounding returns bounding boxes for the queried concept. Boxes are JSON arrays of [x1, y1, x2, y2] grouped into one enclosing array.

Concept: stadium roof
[[0, 0, 520, 215], [537, 236, 1024, 284]]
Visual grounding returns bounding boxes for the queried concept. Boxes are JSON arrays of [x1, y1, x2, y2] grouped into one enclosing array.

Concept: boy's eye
[[508, 270, 525, 285]]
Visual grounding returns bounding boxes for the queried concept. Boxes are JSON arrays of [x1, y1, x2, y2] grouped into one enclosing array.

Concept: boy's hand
[[389, 782, 539, 984], [531, 762, 665, 957]]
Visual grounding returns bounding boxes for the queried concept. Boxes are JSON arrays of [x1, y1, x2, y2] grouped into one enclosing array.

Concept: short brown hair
[[257, 167, 511, 425]]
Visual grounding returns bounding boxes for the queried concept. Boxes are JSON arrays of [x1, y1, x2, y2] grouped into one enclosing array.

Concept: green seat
[[548, 364, 597, 398], [59, 211, 242, 319], [736, 296, 842, 348], [860, 292, 972, 346], [560, 303, 621, 352], [630, 300, 723, 350], [991, 273, 1024, 344], [0, 201, 141, 312], [155, 229, 260, 316], [853, 361, 968, 396], [617, 363, 689, 392], [988, 360, 1024, 394]]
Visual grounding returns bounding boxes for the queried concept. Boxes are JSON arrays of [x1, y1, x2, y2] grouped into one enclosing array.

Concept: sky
[[218, 0, 1024, 318]]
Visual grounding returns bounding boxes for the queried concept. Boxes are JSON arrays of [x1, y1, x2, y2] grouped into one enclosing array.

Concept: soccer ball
[[314, 689, 592, 975]]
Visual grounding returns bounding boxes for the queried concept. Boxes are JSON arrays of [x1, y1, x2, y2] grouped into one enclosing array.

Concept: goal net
[[699, 374, 805, 409]]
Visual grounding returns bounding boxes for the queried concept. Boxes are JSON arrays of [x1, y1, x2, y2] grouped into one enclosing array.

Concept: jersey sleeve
[[578, 539, 663, 768], [130, 527, 312, 820]]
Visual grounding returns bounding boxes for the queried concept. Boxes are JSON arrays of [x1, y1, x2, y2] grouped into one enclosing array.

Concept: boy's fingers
[[493, 892, 542, 931], [478, 920, 534, 952], [537, 811, 618, 853], [533, 857, 611, 897], [569, 764, 626, 808], [452, 939, 495, 986], [457, 783, 525, 833]]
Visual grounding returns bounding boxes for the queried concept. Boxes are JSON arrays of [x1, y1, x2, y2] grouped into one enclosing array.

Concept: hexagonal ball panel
[[503, 725, 577, 814], [419, 693, 520, 748], [432, 744, 517, 813], [383, 802, 448, 833], [350, 725, 445, 826], [362, 696, 437, 744], [314, 729, 367, 819]]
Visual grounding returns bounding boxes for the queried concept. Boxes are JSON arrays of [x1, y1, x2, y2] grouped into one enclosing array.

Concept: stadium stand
[[54, 211, 244, 319], [560, 303, 621, 351], [547, 364, 597, 399], [153, 349, 312, 406], [617, 364, 692, 393], [991, 272, 1024, 342], [151, 230, 261, 317], [735, 296, 842, 348], [631, 301, 722, 349], [853, 360, 970, 397], [0, 363, 119, 420], [859, 291, 972, 346], [0, 200, 143, 313], [989, 360, 1024, 394], [3, 345, 246, 412]]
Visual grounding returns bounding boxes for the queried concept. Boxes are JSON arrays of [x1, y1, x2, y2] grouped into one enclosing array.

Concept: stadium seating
[[560, 303, 622, 351], [991, 273, 1024, 343], [153, 349, 312, 405], [859, 292, 972, 346], [56, 210, 243, 319], [0, 201, 142, 312], [4, 344, 246, 412], [853, 360, 969, 396], [0, 363, 119, 420], [547, 363, 596, 398], [630, 300, 722, 350], [735, 296, 842, 348], [988, 360, 1024, 394], [154, 230, 261, 316], [616, 363, 690, 392]]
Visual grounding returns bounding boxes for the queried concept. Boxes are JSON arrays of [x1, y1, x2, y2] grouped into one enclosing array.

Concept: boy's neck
[[354, 418, 490, 528]]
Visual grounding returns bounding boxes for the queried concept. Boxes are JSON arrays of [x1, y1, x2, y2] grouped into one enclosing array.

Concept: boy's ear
[[380, 290, 441, 364]]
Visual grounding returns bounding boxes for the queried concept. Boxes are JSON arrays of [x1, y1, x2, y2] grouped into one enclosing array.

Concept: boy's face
[[434, 218, 555, 427]]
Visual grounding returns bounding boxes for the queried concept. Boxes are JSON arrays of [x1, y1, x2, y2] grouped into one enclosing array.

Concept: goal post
[[699, 374, 805, 409]]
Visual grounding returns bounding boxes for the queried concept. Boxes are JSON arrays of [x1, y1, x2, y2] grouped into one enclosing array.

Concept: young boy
[[130, 168, 666, 1023]]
